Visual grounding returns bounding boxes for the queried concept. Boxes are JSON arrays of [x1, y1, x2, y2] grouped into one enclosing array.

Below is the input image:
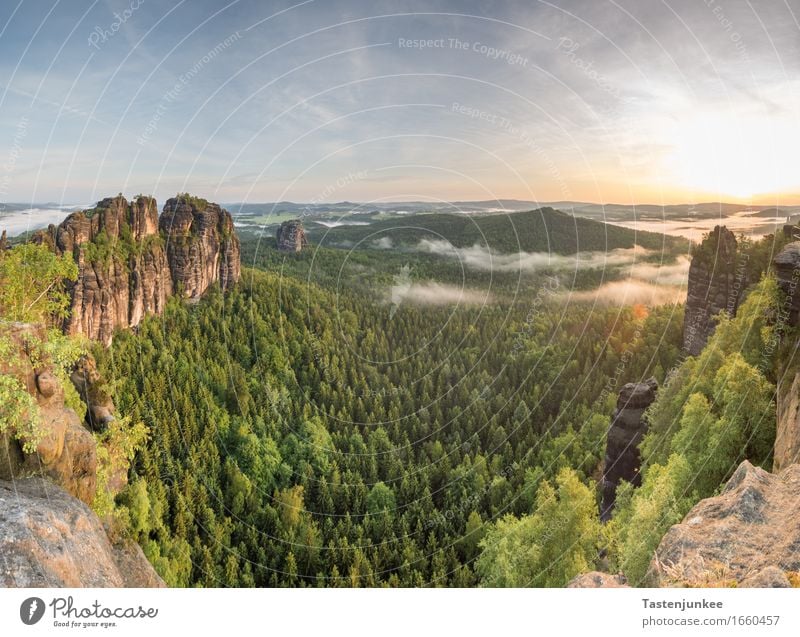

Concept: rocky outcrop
[[773, 241, 800, 326], [682, 226, 742, 355], [276, 219, 309, 253], [34, 194, 241, 345], [160, 195, 241, 298], [567, 572, 629, 588], [600, 377, 658, 521], [0, 323, 96, 504], [70, 353, 115, 431], [47, 195, 173, 345], [649, 460, 800, 587], [775, 368, 800, 472], [0, 478, 164, 587]]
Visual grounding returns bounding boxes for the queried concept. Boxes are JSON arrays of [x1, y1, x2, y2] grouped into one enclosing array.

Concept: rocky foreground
[[650, 461, 800, 587], [0, 478, 162, 587]]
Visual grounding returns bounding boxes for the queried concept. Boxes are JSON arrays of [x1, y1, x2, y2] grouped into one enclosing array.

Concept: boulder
[[650, 460, 800, 586], [0, 478, 164, 587]]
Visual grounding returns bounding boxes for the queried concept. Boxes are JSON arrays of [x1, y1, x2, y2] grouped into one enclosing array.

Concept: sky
[[0, 0, 798, 206]]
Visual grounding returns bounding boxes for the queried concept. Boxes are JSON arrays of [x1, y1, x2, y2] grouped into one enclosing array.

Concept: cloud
[[561, 280, 685, 307], [416, 239, 678, 274], [388, 281, 491, 307], [373, 237, 394, 249], [628, 256, 691, 286]]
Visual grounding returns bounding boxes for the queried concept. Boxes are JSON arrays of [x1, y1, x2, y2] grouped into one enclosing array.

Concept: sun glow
[[666, 110, 800, 201]]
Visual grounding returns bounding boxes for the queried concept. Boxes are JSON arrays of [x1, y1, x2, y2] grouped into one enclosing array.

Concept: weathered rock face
[[0, 323, 96, 504], [70, 353, 115, 432], [0, 478, 164, 587], [682, 226, 742, 356], [160, 196, 241, 298], [51, 195, 173, 345], [773, 241, 800, 326], [650, 460, 800, 587], [37, 194, 241, 345], [775, 369, 800, 472], [600, 378, 658, 521], [276, 219, 309, 253]]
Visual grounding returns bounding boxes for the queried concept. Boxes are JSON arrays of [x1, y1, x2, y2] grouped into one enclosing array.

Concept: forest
[[1, 214, 785, 587], [93, 228, 691, 586]]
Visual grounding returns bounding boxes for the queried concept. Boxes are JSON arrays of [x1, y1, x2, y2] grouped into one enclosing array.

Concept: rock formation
[[33, 194, 241, 345], [776, 368, 800, 472], [160, 195, 241, 298], [70, 353, 115, 431], [649, 460, 800, 587], [0, 323, 164, 587], [600, 377, 658, 521], [773, 241, 800, 326], [40, 195, 173, 345], [0, 323, 96, 504], [0, 478, 164, 587], [682, 226, 742, 355], [276, 219, 309, 253]]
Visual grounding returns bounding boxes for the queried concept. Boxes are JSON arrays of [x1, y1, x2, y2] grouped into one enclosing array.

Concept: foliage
[[610, 275, 780, 584], [93, 416, 148, 520], [0, 243, 78, 324], [475, 468, 601, 587], [175, 192, 209, 211], [0, 373, 41, 453], [95, 264, 683, 586]]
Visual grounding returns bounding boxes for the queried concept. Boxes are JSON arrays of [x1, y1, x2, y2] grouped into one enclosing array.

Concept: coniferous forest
[[93, 230, 693, 587]]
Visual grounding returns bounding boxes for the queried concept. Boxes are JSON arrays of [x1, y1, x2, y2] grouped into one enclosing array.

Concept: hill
[[311, 207, 688, 255]]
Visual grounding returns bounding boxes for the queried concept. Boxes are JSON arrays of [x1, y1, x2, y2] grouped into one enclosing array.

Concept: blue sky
[[0, 0, 798, 205]]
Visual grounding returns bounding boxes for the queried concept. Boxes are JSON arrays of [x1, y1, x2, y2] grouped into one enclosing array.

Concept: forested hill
[[310, 207, 688, 254]]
